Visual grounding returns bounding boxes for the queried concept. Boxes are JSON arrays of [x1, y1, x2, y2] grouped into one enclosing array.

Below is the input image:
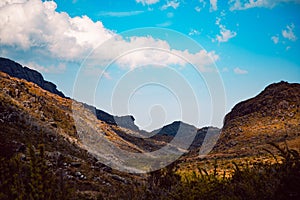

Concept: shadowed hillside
[[1, 58, 300, 199]]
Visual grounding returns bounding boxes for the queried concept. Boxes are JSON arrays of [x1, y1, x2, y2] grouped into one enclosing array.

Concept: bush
[[141, 143, 300, 200], [0, 144, 74, 200]]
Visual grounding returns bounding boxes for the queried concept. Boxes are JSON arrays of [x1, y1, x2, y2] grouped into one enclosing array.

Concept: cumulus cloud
[[234, 67, 248, 74], [210, 0, 218, 11], [0, 0, 114, 61], [0, 0, 27, 7], [271, 35, 279, 44], [216, 27, 237, 42], [229, 0, 300, 10], [136, 0, 160, 5], [88, 36, 219, 71], [214, 18, 237, 43], [282, 23, 297, 41], [0, 0, 218, 73], [161, 0, 180, 10]]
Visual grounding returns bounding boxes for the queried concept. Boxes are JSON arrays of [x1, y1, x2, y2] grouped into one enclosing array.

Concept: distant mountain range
[[1, 57, 299, 198]]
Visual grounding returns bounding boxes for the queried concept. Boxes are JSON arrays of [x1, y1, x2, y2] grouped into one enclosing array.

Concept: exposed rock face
[[216, 81, 300, 156], [83, 103, 140, 131], [0, 57, 65, 98], [223, 81, 300, 129]]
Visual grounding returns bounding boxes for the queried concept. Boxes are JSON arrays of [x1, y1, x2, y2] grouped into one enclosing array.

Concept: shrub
[[141, 143, 300, 200], [0, 144, 74, 200]]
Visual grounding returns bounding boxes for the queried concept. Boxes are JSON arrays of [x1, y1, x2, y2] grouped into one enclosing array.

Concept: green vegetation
[[1, 143, 299, 200], [138, 143, 300, 200], [0, 145, 74, 200]]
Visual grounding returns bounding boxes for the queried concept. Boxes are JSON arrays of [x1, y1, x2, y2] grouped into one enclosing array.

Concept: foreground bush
[[0, 145, 73, 200], [141, 143, 300, 200]]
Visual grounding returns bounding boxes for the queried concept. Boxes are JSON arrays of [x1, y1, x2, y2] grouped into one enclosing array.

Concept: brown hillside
[[214, 81, 300, 157], [0, 71, 149, 198]]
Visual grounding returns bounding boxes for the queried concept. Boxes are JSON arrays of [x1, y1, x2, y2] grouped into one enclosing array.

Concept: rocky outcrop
[[83, 103, 140, 131], [216, 81, 300, 156], [223, 81, 300, 129], [0, 57, 65, 98]]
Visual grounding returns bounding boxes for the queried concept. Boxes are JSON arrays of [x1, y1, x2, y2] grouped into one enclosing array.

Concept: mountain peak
[[216, 81, 300, 157], [224, 81, 300, 127], [0, 57, 65, 98]]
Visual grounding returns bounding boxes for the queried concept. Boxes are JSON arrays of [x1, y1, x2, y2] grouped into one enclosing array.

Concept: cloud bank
[[0, 0, 218, 72]]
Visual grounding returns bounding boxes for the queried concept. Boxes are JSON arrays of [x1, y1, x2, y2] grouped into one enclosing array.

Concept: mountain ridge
[[1, 57, 300, 199], [0, 57, 66, 98], [0, 57, 216, 133], [0, 57, 140, 131], [213, 80, 300, 157]]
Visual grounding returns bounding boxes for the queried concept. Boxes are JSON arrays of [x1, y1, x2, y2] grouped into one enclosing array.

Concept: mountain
[[83, 103, 139, 131], [152, 121, 220, 151], [0, 69, 146, 197], [0, 57, 139, 131], [152, 121, 198, 137], [213, 81, 300, 157], [1, 57, 299, 198], [0, 57, 65, 98]]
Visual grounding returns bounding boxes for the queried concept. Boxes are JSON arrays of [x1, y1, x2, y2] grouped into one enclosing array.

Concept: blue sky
[[0, 0, 299, 131]]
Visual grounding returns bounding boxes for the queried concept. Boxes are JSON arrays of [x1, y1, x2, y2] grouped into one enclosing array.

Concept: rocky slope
[[0, 57, 139, 131], [1, 57, 300, 198], [0, 70, 149, 198], [0, 57, 65, 98], [213, 81, 300, 157]]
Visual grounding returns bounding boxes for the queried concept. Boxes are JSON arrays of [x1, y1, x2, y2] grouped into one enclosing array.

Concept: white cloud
[[195, 0, 206, 12], [282, 23, 297, 41], [195, 6, 201, 12], [271, 35, 279, 44], [0, 0, 218, 73], [188, 29, 201, 36], [136, 0, 160, 5], [0, 0, 114, 61], [229, 0, 300, 10], [0, 0, 27, 7], [214, 18, 237, 43], [234, 67, 248, 74], [89, 36, 219, 71], [161, 0, 180, 10], [210, 0, 218, 11], [216, 28, 237, 42], [98, 11, 144, 17]]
